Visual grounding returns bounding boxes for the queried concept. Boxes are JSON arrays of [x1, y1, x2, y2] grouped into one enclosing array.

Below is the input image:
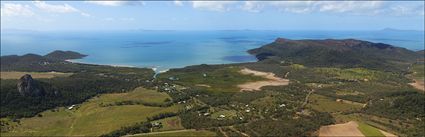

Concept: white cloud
[[241, 1, 264, 13], [174, 1, 183, 7], [241, 1, 424, 16], [1, 3, 34, 17], [318, 1, 383, 14], [33, 1, 79, 13], [192, 1, 237, 12], [86, 1, 144, 7], [268, 1, 315, 13], [263, 1, 385, 14], [388, 4, 425, 16], [33, 1, 90, 17]]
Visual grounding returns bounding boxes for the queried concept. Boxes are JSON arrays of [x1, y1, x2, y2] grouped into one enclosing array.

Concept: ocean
[[1, 30, 424, 72]]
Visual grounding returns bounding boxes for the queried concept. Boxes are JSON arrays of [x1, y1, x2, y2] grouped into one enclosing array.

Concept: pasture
[[129, 129, 216, 136], [308, 94, 363, 113], [2, 87, 181, 136], [0, 71, 73, 79], [158, 66, 266, 92]]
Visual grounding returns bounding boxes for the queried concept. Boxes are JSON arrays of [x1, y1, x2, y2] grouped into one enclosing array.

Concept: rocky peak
[[17, 74, 45, 97]]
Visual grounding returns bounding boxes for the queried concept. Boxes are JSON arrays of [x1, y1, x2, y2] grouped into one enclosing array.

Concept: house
[[245, 109, 250, 113], [68, 105, 76, 110], [168, 76, 178, 81], [219, 115, 226, 118], [152, 122, 162, 127], [279, 104, 286, 107]]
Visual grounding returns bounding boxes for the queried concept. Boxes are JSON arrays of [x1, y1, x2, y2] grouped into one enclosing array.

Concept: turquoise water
[[1, 30, 424, 71]]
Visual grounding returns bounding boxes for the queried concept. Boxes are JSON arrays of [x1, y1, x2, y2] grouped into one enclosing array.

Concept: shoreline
[[65, 59, 170, 73]]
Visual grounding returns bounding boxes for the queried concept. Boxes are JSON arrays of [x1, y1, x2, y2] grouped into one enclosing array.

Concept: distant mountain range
[[249, 38, 422, 72]]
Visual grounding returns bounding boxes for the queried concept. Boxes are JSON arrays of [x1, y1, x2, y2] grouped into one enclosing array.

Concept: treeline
[[147, 112, 178, 121], [364, 91, 425, 120], [101, 112, 177, 137], [180, 111, 245, 129], [235, 111, 334, 136], [101, 121, 152, 137], [101, 100, 173, 108], [1, 67, 154, 118]]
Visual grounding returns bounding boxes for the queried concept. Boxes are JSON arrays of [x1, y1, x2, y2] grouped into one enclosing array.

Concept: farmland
[[157, 65, 266, 92], [128, 129, 216, 137], [0, 71, 73, 79], [1, 87, 182, 136]]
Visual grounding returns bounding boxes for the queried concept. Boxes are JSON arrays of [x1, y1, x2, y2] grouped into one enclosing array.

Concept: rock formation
[[17, 74, 45, 97]]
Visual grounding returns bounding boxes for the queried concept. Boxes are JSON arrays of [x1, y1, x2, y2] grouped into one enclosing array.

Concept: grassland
[[1, 87, 182, 136], [307, 94, 363, 113], [409, 64, 425, 91], [357, 122, 385, 137], [158, 66, 266, 92], [411, 64, 424, 79], [152, 116, 184, 132], [0, 71, 73, 79], [332, 113, 401, 136], [315, 68, 394, 81], [129, 129, 216, 137]]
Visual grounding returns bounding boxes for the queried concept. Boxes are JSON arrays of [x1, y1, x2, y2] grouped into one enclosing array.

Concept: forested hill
[[1, 50, 87, 72], [248, 38, 421, 72], [44, 50, 87, 61]]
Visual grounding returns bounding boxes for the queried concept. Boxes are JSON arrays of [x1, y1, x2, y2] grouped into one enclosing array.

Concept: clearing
[[126, 129, 216, 137], [408, 64, 425, 91], [2, 87, 181, 136], [319, 121, 395, 137], [158, 66, 266, 92], [319, 121, 364, 137], [308, 94, 363, 113], [0, 71, 73, 79], [238, 68, 289, 91], [409, 79, 424, 91]]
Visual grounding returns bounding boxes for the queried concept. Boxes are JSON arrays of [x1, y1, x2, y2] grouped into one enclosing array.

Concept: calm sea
[[1, 30, 424, 72]]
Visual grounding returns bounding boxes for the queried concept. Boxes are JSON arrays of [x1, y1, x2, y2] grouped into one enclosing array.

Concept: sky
[[1, 1, 424, 31]]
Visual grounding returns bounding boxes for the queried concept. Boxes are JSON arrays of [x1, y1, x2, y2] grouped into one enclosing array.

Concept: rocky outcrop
[[17, 74, 45, 97]]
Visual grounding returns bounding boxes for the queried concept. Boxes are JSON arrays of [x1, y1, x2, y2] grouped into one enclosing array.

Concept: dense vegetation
[[2, 38, 424, 137], [44, 50, 87, 61], [248, 38, 422, 72], [0, 51, 154, 118]]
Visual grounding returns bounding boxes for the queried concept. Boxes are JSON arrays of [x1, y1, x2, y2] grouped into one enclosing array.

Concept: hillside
[[1, 40, 424, 137], [44, 50, 87, 61], [2, 51, 87, 72], [248, 38, 421, 72]]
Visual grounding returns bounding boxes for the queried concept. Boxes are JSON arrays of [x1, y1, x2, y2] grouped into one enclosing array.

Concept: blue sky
[[1, 1, 424, 31]]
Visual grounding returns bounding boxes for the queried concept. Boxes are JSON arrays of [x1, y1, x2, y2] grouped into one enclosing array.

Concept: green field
[[357, 122, 385, 137], [0, 71, 73, 79], [210, 110, 238, 119], [129, 129, 216, 137], [315, 68, 392, 81], [411, 64, 425, 79], [2, 87, 182, 136], [152, 116, 184, 132], [308, 94, 363, 113], [158, 66, 266, 92]]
